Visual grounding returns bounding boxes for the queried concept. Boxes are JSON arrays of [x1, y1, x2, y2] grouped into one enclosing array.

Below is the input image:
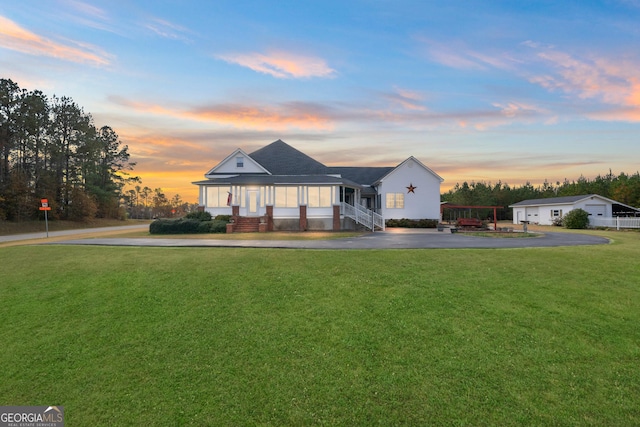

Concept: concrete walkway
[[39, 228, 609, 250]]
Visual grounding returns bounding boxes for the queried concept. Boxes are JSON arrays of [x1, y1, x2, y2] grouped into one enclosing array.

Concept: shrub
[[563, 208, 590, 229], [551, 216, 564, 227], [201, 220, 227, 233], [185, 211, 212, 221], [214, 215, 231, 222], [385, 218, 439, 228], [149, 218, 227, 234]]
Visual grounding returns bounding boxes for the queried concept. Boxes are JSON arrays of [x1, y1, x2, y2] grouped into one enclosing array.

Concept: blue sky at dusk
[[1, 0, 639, 201]]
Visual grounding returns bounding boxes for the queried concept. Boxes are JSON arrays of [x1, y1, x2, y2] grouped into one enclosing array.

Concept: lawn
[[1, 230, 639, 425]]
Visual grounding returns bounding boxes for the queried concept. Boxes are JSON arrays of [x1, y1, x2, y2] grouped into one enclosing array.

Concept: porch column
[[333, 205, 341, 231], [299, 205, 307, 231], [266, 205, 274, 231], [227, 205, 240, 233]]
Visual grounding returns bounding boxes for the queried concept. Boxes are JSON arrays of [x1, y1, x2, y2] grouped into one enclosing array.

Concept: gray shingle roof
[[193, 174, 351, 186], [249, 139, 328, 175], [327, 166, 394, 186], [510, 194, 598, 207], [195, 139, 400, 189]]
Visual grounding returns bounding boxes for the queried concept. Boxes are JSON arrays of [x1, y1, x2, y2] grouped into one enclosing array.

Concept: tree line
[[0, 78, 141, 221], [0, 78, 202, 223], [442, 171, 640, 220], [123, 185, 199, 220]]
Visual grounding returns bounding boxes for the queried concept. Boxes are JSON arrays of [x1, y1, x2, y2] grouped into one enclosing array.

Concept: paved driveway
[[47, 228, 609, 249], [0, 224, 149, 243]]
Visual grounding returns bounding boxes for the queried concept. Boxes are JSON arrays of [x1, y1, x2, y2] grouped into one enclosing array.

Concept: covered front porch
[[222, 184, 383, 233]]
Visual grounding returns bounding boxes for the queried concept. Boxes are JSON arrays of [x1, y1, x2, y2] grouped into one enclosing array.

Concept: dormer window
[[236, 156, 244, 168]]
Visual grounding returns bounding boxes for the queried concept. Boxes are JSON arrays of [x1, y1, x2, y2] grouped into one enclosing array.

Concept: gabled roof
[[374, 156, 444, 184], [204, 148, 270, 177], [510, 194, 621, 207], [249, 139, 328, 175], [195, 140, 442, 190]]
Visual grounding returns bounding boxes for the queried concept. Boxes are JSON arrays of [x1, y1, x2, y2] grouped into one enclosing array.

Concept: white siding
[[378, 159, 442, 220], [512, 196, 615, 225], [210, 157, 265, 174]]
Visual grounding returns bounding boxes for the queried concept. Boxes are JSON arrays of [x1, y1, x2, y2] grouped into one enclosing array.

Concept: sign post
[[39, 199, 51, 237]]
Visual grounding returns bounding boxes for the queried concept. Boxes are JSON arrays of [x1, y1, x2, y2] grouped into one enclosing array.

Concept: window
[[308, 186, 332, 207], [551, 209, 563, 217], [386, 193, 404, 209], [275, 187, 298, 208], [236, 156, 244, 168], [206, 187, 230, 207]]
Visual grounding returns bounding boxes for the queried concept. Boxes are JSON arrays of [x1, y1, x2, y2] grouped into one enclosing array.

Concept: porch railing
[[589, 217, 640, 229], [342, 202, 385, 231]]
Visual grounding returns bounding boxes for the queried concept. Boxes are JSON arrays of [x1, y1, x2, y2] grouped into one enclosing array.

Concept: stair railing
[[342, 202, 385, 231]]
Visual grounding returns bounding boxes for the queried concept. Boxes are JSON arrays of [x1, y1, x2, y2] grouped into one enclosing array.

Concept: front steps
[[230, 216, 261, 233]]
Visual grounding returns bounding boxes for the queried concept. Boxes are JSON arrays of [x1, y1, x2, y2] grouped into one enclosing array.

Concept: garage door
[[585, 204, 606, 217]]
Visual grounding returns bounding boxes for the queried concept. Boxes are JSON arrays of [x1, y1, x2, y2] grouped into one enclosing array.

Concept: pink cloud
[[109, 96, 335, 130], [385, 87, 428, 111], [217, 50, 336, 79], [529, 49, 640, 121], [0, 15, 111, 66], [492, 101, 550, 118]]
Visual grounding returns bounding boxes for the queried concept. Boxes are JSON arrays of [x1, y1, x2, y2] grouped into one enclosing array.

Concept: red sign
[[40, 199, 51, 211]]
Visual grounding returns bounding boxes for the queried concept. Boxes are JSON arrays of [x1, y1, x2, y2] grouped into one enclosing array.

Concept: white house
[[509, 194, 639, 225], [193, 140, 443, 231]]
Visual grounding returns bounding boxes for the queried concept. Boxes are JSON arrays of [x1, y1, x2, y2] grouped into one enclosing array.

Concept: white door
[[585, 204, 606, 217], [526, 207, 539, 222], [247, 190, 259, 216]]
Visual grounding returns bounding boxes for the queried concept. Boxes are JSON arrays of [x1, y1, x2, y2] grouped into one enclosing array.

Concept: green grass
[[1, 230, 639, 425]]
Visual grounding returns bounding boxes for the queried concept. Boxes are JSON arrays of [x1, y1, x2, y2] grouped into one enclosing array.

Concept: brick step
[[231, 216, 261, 233], [233, 225, 259, 232]]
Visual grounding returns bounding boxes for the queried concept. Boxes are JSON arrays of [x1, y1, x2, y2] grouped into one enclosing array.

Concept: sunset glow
[[2, 1, 639, 202]]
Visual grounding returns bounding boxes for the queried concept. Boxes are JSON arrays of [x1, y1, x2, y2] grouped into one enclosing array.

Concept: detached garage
[[509, 194, 638, 225]]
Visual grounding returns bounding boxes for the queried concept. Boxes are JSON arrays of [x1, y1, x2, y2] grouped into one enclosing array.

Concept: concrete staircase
[[231, 216, 261, 233]]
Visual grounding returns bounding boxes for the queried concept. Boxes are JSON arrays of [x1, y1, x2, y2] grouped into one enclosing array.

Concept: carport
[[440, 203, 504, 231]]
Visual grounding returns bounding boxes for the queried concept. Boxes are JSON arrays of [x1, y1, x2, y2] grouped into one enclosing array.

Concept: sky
[[1, 0, 640, 203]]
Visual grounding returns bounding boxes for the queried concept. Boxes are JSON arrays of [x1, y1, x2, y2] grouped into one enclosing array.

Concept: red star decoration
[[407, 183, 417, 193]]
